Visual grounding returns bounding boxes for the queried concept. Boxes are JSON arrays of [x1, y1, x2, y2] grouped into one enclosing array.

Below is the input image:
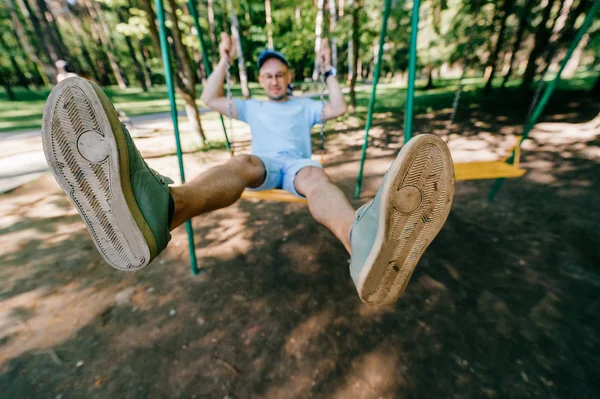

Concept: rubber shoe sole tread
[[41, 78, 153, 271], [355, 134, 455, 305]]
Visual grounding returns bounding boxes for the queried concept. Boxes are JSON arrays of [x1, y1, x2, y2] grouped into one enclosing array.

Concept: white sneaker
[[349, 134, 455, 305]]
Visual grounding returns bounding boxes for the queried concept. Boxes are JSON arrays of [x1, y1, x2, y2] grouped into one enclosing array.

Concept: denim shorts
[[248, 153, 322, 198]]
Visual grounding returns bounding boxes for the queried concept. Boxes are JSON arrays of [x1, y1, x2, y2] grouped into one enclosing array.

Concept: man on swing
[[41, 33, 454, 306]]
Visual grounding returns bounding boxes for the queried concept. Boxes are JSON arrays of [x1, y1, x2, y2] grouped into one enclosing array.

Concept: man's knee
[[228, 154, 261, 171], [295, 166, 330, 195], [227, 154, 265, 184]]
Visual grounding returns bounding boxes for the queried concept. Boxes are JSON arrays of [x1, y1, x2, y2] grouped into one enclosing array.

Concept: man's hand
[[219, 32, 236, 63], [317, 39, 332, 72]]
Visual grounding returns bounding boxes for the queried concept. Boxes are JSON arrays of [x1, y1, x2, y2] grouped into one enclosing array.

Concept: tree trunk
[[4, 85, 16, 101], [36, 0, 71, 64], [328, 0, 338, 70], [34, 0, 78, 75], [6, 0, 50, 85], [541, 0, 589, 76], [425, 65, 435, 90], [194, 51, 208, 82], [84, 13, 112, 85], [20, 0, 59, 63], [554, 0, 591, 46], [117, 7, 148, 91], [138, 0, 162, 59], [180, 3, 206, 82], [535, 0, 572, 79], [80, 5, 111, 85], [84, 0, 128, 88], [15, 0, 58, 80], [347, 0, 354, 81], [139, 45, 154, 88], [226, 0, 251, 98], [1, 76, 16, 100], [94, 0, 129, 86], [207, 0, 219, 65], [65, 0, 100, 81], [312, 0, 325, 84], [0, 33, 29, 88], [166, 0, 207, 143], [265, 0, 274, 49], [348, 0, 360, 114], [501, 0, 535, 89], [563, 33, 589, 78], [521, 0, 558, 90], [484, 0, 514, 94]]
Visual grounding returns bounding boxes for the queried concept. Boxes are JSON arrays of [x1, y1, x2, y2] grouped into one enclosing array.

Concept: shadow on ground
[[0, 90, 599, 399]]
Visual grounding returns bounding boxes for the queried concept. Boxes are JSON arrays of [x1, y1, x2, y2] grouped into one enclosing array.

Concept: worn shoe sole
[[41, 77, 151, 271], [356, 134, 455, 305]]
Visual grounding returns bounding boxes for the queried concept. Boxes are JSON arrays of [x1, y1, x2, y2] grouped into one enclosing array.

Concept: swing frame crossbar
[[353, 0, 600, 200]]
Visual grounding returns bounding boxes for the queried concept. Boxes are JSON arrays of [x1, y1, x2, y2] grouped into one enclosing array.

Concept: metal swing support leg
[[354, 0, 393, 199], [488, 0, 600, 202], [155, 0, 199, 275], [404, 0, 421, 143]]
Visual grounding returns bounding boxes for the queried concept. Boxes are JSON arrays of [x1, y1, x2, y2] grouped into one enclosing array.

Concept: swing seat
[[453, 136, 526, 181], [454, 161, 526, 181], [241, 189, 307, 203]]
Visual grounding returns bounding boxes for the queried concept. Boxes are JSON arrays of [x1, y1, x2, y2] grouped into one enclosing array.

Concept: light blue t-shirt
[[234, 97, 324, 158]]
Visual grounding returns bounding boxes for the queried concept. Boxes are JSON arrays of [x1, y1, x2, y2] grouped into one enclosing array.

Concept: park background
[[1, 0, 600, 398]]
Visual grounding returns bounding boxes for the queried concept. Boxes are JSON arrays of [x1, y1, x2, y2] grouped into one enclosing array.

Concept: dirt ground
[[1, 90, 599, 399]]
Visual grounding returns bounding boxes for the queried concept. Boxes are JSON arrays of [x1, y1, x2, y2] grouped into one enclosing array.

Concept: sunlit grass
[[0, 70, 596, 133]]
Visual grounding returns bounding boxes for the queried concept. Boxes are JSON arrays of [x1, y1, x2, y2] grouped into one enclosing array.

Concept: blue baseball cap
[[257, 49, 289, 70]]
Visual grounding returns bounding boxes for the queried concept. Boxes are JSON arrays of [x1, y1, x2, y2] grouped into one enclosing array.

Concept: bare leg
[[169, 154, 265, 229], [294, 167, 355, 253]]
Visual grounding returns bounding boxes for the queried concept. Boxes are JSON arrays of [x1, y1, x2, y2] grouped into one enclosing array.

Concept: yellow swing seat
[[454, 161, 525, 181], [241, 188, 307, 203], [240, 137, 527, 201], [454, 136, 526, 181]]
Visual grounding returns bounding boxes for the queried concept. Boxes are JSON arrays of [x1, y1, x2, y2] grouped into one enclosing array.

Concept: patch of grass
[[0, 71, 596, 133], [0, 83, 265, 133]]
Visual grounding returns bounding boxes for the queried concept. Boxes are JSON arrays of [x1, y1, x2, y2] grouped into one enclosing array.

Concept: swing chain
[[449, 0, 480, 127], [318, 66, 327, 154], [225, 57, 234, 156]]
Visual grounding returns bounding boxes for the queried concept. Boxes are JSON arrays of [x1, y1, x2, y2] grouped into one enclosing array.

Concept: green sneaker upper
[[91, 81, 173, 259]]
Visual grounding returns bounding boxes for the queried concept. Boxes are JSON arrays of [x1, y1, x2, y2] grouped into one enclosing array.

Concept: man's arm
[[318, 39, 347, 120], [322, 74, 347, 120], [199, 33, 238, 118]]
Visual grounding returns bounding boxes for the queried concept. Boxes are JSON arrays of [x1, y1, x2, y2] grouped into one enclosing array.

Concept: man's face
[[258, 58, 292, 101]]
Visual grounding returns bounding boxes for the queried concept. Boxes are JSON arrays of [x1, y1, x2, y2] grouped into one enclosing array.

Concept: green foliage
[[1, 0, 599, 106]]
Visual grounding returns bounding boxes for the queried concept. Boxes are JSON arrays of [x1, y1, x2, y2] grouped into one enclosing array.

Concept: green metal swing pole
[[354, 0, 392, 199], [155, 0, 199, 275], [187, 0, 232, 154], [488, 0, 600, 202], [404, 0, 421, 143]]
